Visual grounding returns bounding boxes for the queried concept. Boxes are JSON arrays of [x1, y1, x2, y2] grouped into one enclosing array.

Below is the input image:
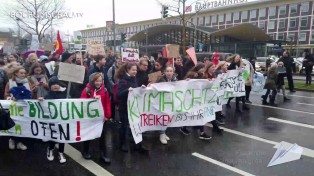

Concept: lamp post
[[296, 3, 302, 57], [112, 0, 116, 54], [145, 28, 148, 55]]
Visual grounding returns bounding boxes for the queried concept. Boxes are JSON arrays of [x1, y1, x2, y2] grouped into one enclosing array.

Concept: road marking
[[278, 94, 314, 99], [205, 124, 314, 159], [268, 117, 314, 129], [64, 144, 113, 176], [297, 102, 314, 106], [250, 103, 314, 115], [192, 152, 255, 176]]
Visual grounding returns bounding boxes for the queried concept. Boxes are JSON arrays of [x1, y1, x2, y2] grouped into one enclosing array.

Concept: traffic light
[[121, 33, 126, 43], [162, 6, 169, 19]]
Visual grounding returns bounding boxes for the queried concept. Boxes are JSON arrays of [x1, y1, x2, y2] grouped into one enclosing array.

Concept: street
[[1, 91, 314, 176]]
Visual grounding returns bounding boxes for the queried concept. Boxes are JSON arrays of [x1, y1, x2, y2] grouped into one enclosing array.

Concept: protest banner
[[148, 71, 162, 83], [121, 48, 139, 62], [58, 62, 86, 84], [0, 99, 104, 143], [87, 43, 105, 55], [166, 44, 180, 58], [128, 70, 246, 143]]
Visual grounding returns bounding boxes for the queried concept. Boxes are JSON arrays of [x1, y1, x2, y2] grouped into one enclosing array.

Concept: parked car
[[255, 57, 275, 72]]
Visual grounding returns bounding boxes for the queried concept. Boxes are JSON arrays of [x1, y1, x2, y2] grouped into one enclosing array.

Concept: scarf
[[15, 77, 29, 84]]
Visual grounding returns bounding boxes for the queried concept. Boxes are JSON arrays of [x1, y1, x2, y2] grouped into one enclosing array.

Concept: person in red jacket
[[80, 72, 112, 164]]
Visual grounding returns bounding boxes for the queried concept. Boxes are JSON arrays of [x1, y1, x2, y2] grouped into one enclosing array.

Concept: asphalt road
[[1, 91, 314, 176]]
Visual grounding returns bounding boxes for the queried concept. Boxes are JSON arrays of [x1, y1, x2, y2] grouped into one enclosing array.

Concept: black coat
[[303, 54, 314, 71], [45, 90, 67, 100], [136, 70, 149, 87], [278, 56, 294, 73], [117, 74, 138, 112]]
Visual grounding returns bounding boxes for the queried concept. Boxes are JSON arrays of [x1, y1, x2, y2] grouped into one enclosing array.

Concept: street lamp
[[296, 3, 302, 57]]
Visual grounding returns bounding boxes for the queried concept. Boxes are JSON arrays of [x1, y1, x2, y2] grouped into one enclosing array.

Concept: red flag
[[185, 5, 192, 13], [54, 31, 63, 54]]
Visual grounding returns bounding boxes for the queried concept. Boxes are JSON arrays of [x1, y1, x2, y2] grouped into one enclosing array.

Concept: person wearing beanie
[[39, 55, 48, 63], [61, 52, 74, 63], [38, 76, 67, 164], [80, 72, 111, 163]]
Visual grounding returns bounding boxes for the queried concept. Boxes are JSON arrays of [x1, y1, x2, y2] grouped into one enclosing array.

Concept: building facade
[[80, 0, 314, 56]]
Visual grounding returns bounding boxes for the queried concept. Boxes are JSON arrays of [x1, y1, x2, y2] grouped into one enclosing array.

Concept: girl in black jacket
[[115, 63, 148, 153]]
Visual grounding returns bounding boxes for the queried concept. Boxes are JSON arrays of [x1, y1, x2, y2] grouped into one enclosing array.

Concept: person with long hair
[[262, 63, 279, 106], [226, 54, 249, 113], [28, 63, 49, 99], [116, 63, 148, 152]]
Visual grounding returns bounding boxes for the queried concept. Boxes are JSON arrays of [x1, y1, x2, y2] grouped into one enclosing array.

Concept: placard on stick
[[58, 63, 85, 84], [166, 44, 180, 58], [87, 43, 105, 55]]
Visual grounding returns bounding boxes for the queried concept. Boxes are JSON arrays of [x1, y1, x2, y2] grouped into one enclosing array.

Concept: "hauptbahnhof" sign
[[195, 0, 248, 11]]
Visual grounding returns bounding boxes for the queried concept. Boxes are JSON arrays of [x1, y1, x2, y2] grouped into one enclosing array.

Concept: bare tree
[[1, 0, 66, 43]]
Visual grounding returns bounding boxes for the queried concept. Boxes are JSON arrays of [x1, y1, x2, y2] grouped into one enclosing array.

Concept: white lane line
[[192, 152, 255, 176], [64, 144, 114, 176], [297, 102, 314, 106], [205, 124, 314, 159], [268, 117, 314, 129], [250, 103, 314, 115]]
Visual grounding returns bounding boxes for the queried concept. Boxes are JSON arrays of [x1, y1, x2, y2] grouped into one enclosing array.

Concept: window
[[259, 21, 265, 29], [279, 19, 285, 29], [219, 14, 224, 22], [278, 33, 284, 40], [279, 5, 286, 15], [234, 12, 240, 21], [251, 9, 257, 18], [290, 4, 297, 15], [212, 15, 217, 23], [299, 32, 307, 41], [288, 33, 295, 41], [269, 7, 276, 17], [226, 13, 231, 22], [199, 17, 204, 25], [268, 20, 275, 30], [259, 8, 266, 18], [290, 18, 296, 28], [301, 2, 309, 12], [301, 17, 308, 27], [268, 33, 275, 40], [205, 16, 211, 25], [311, 32, 314, 41], [242, 11, 248, 20]]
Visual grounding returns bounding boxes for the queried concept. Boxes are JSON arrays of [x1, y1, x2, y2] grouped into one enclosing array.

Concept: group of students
[[0, 50, 293, 165]]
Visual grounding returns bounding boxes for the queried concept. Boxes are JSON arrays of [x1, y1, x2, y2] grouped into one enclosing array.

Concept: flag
[[54, 31, 63, 54], [185, 5, 192, 13]]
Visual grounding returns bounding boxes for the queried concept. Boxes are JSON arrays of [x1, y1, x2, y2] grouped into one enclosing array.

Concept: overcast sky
[[0, 0, 259, 35]]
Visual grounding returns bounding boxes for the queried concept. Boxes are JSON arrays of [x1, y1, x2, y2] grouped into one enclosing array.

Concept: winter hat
[[48, 76, 62, 88], [194, 63, 205, 72], [89, 72, 103, 87], [39, 55, 48, 62], [61, 52, 72, 62]]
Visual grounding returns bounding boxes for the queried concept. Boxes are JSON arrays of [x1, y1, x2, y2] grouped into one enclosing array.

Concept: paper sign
[[45, 61, 56, 76], [0, 99, 104, 143], [121, 48, 139, 62], [186, 47, 197, 66], [30, 35, 39, 50], [74, 31, 82, 49], [148, 71, 162, 83], [166, 44, 180, 58], [58, 62, 85, 83], [87, 43, 105, 55]]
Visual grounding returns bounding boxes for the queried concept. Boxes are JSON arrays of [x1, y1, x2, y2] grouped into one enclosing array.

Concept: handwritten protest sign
[[148, 71, 162, 83], [128, 70, 246, 143], [252, 72, 266, 95], [0, 99, 104, 143], [58, 62, 86, 84], [87, 43, 105, 55], [121, 48, 139, 62], [166, 44, 180, 58]]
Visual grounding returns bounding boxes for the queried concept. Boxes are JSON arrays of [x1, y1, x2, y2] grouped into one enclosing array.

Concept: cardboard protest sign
[[127, 70, 247, 143], [87, 43, 105, 55], [121, 48, 139, 62], [58, 62, 86, 84], [148, 71, 162, 83], [0, 99, 104, 143], [166, 44, 180, 58]]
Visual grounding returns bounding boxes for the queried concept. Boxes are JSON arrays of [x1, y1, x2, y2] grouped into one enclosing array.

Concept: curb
[[285, 88, 314, 92]]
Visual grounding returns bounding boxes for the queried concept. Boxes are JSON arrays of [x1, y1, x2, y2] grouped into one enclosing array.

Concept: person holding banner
[[116, 63, 148, 152], [226, 55, 249, 113], [39, 76, 67, 164], [4, 66, 30, 151], [80, 73, 112, 163], [155, 66, 178, 144], [180, 63, 212, 140]]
